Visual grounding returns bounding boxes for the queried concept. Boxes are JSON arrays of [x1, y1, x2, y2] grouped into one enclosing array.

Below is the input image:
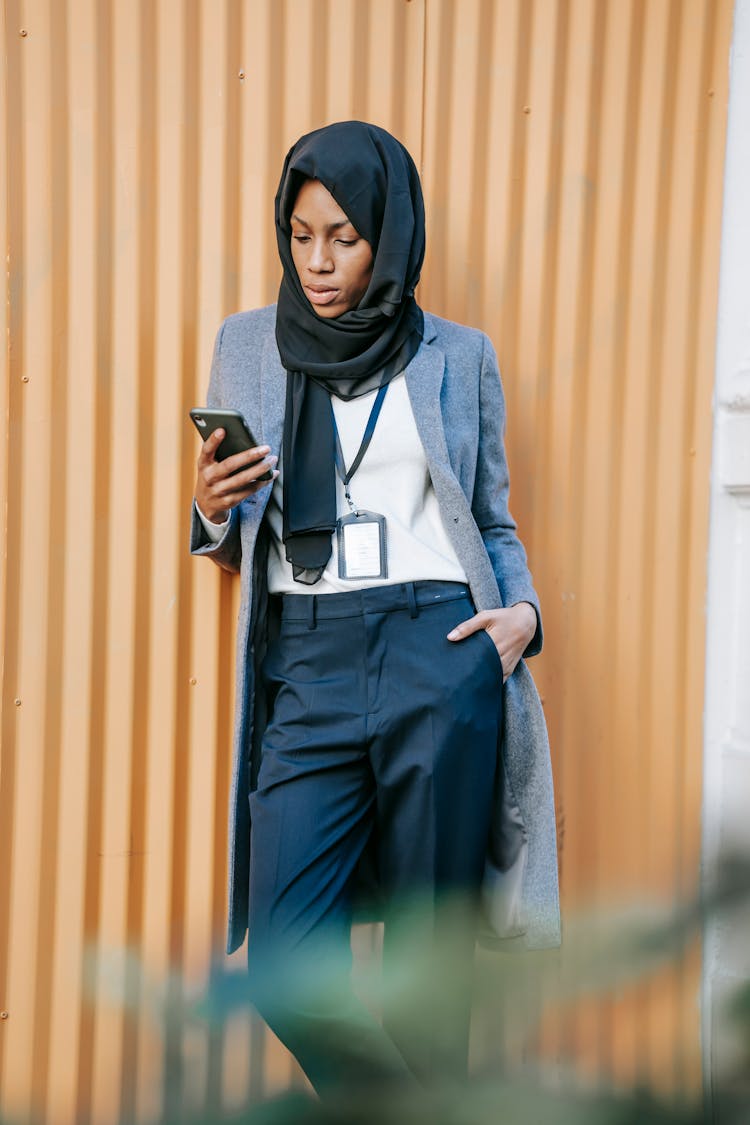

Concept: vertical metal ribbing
[[0, 1, 735, 1119]]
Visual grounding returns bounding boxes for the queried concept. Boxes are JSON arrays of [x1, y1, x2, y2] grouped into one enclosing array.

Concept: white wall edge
[[702, 0, 750, 1115]]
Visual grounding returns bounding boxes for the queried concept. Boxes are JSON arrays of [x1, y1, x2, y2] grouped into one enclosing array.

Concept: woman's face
[[290, 179, 374, 318]]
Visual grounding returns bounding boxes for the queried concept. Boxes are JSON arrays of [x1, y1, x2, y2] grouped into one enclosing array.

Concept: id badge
[[337, 510, 388, 580]]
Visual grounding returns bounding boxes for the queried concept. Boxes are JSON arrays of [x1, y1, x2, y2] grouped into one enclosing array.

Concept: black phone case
[[189, 409, 273, 479]]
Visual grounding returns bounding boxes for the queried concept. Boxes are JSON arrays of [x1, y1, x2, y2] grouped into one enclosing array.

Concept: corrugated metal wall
[[0, 1, 733, 1121]]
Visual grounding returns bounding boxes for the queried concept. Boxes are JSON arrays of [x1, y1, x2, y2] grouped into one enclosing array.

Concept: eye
[[292, 233, 310, 243], [335, 238, 358, 247]]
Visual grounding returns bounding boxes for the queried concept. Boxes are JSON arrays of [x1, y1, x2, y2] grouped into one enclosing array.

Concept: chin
[[312, 304, 348, 319]]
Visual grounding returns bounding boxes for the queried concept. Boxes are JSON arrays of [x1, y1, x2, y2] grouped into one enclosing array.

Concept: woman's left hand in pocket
[[447, 602, 537, 682]]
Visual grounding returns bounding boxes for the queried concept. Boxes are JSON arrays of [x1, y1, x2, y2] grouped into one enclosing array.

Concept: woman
[[192, 121, 559, 1093]]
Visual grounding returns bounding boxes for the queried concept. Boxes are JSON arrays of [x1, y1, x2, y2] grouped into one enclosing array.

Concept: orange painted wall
[[0, 1, 733, 1120]]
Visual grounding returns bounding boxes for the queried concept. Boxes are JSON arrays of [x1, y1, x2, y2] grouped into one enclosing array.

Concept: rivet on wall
[[14, 698, 21, 707], [238, 70, 246, 80], [19, 28, 28, 37]]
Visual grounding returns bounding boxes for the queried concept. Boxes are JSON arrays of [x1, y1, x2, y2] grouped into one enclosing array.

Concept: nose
[[308, 238, 333, 273]]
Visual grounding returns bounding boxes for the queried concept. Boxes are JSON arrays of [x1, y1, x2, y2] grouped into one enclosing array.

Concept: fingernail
[[447, 629, 458, 640], [268, 455, 278, 465]]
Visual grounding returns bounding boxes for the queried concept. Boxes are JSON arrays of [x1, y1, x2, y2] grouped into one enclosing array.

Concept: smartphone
[[189, 408, 274, 481]]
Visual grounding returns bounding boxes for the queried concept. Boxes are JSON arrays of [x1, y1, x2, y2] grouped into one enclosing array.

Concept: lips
[[305, 285, 340, 306]]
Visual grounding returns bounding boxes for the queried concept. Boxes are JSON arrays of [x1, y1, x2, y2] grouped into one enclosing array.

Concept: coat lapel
[[406, 314, 502, 609], [259, 332, 286, 458], [404, 314, 452, 480]]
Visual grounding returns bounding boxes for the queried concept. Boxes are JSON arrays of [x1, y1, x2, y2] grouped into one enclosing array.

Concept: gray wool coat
[[191, 305, 561, 955]]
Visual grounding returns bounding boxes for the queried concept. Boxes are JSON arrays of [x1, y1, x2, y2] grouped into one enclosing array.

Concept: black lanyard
[[331, 382, 389, 513]]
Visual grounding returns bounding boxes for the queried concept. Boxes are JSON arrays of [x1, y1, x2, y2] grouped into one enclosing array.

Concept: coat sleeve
[[471, 333, 543, 657], [189, 320, 242, 574]]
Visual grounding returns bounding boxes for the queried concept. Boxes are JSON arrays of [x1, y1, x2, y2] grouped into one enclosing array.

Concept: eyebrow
[[291, 213, 353, 233]]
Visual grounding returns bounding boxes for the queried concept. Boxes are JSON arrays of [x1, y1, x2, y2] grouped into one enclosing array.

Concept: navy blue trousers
[[247, 581, 503, 1093]]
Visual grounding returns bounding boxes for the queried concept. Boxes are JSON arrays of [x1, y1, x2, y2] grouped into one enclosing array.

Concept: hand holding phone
[[191, 408, 278, 524]]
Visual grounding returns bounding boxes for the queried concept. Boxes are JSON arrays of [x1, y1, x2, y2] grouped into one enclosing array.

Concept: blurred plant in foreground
[[7, 858, 744, 1125]]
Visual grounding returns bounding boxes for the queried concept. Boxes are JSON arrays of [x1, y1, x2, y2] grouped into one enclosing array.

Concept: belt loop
[[306, 595, 317, 630], [406, 582, 418, 619]]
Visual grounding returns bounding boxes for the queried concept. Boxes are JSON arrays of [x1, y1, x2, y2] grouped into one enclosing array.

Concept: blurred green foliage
[[128, 860, 750, 1122], [2, 861, 748, 1124]]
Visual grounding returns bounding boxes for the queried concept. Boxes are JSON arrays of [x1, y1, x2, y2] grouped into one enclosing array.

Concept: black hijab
[[274, 120, 425, 583]]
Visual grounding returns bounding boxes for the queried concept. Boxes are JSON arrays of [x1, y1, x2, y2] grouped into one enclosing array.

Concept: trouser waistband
[[277, 580, 471, 625]]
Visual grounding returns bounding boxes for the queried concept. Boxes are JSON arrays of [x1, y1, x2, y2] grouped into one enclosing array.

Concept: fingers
[[222, 464, 279, 499], [197, 427, 227, 467], [447, 610, 515, 681], [198, 430, 270, 473], [446, 612, 490, 641], [199, 436, 274, 484], [195, 436, 278, 523], [205, 453, 277, 497], [215, 444, 273, 479]]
